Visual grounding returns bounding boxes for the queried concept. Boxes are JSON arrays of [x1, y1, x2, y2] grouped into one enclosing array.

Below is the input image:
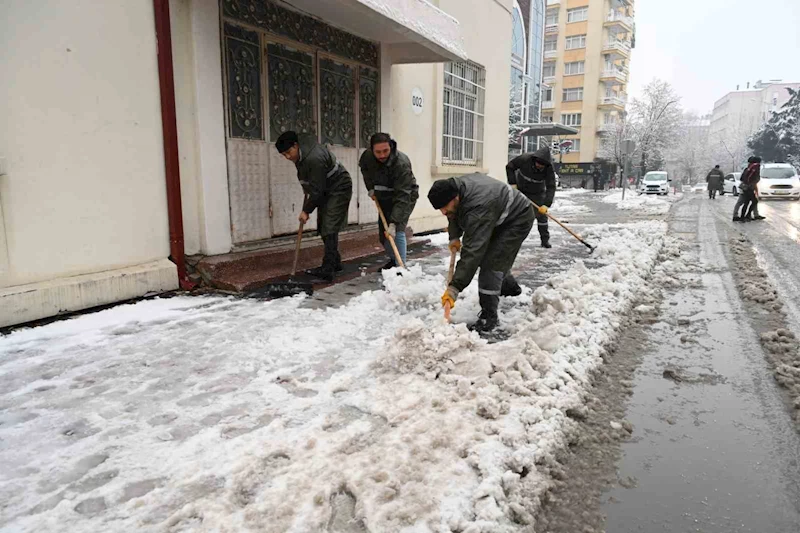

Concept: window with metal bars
[[443, 61, 486, 165]]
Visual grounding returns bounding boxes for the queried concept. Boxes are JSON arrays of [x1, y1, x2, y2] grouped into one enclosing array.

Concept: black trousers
[[321, 233, 342, 271]]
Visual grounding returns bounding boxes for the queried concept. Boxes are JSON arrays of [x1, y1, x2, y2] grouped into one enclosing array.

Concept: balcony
[[544, 50, 558, 59], [542, 101, 555, 110], [545, 23, 559, 34], [600, 69, 627, 84], [543, 75, 556, 84], [546, 0, 561, 5], [599, 95, 627, 109], [605, 11, 634, 31], [597, 122, 618, 133], [603, 39, 631, 58]]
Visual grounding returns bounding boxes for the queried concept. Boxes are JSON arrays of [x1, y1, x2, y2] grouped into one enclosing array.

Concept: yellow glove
[[449, 239, 462, 253], [538, 205, 548, 215], [441, 286, 459, 309]]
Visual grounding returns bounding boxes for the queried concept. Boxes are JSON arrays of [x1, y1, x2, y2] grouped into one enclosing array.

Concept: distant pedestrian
[[592, 166, 601, 192], [733, 156, 761, 222], [706, 165, 724, 199]]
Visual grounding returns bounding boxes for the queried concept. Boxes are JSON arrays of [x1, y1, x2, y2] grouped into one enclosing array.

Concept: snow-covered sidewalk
[[601, 190, 681, 215], [1, 221, 668, 533]]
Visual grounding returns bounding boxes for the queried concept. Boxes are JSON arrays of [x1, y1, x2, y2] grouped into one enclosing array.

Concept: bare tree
[[598, 115, 630, 173], [627, 79, 683, 174], [508, 85, 525, 155], [668, 112, 713, 184]]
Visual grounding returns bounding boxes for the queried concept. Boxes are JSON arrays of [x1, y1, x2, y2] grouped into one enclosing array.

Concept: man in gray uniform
[[429, 174, 535, 333], [706, 164, 724, 199], [276, 131, 353, 282], [506, 146, 557, 248], [359, 133, 419, 269]]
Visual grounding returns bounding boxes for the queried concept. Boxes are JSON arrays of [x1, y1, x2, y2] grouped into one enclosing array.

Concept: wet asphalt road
[[600, 195, 800, 532]]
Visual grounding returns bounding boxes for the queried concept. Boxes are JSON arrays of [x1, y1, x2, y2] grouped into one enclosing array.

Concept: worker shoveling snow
[[0, 221, 670, 533]]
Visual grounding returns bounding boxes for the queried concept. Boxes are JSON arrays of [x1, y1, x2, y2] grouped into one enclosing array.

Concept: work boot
[[304, 266, 334, 282], [381, 259, 396, 270], [500, 274, 522, 297], [732, 216, 741, 222], [468, 311, 499, 333], [541, 239, 552, 249], [755, 215, 766, 220]]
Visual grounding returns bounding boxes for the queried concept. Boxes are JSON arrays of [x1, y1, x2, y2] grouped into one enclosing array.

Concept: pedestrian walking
[[592, 166, 601, 192], [276, 131, 353, 281], [745, 183, 766, 220], [706, 165, 724, 199], [359, 133, 419, 269], [505, 147, 557, 248], [429, 174, 534, 333], [733, 156, 761, 222]]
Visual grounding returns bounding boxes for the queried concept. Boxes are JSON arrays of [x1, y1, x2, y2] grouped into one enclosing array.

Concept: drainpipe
[[152, 0, 195, 290]]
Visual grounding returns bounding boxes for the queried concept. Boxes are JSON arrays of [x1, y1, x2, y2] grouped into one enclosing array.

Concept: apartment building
[[540, 0, 634, 166]]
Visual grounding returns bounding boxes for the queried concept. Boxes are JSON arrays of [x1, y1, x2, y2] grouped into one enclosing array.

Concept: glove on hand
[[538, 205, 548, 215], [449, 239, 462, 253], [441, 286, 460, 309], [387, 223, 397, 238]]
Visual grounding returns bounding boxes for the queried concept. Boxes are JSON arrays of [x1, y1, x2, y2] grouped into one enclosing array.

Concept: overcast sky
[[628, 0, 800, 115]]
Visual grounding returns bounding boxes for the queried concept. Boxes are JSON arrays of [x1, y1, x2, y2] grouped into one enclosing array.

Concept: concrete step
[[195, 228, 427, 292]]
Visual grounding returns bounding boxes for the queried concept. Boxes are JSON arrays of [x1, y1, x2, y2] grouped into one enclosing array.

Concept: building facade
[[709, 80, 800, 170], [0, 0, 516, 327], [539, 0, 634, 164], [508, 0, 546, 157]]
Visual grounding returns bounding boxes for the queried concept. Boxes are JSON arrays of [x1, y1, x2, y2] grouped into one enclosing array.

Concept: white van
[[638, 171, 670, 196]]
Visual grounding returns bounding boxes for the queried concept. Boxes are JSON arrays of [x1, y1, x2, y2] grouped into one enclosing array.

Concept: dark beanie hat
[[428, 178, 459, 210], [275, 131, 299, 153]]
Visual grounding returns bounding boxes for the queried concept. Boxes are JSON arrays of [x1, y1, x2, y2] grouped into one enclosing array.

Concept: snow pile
[[0, 223, 668, 533], [601, 191, 678, 214], [552, 198, 590, 215]]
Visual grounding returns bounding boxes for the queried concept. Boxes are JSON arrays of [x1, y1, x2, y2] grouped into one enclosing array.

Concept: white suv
[[758, 163, 800, 200], [638, 171, 670, 195]]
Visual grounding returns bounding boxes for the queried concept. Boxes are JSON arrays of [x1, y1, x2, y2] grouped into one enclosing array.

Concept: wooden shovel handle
[[373, 198, 405, 268], [444, 248, 457, 322]]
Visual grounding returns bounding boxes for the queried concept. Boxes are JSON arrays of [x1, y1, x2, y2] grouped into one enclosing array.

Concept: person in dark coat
[[276, 131, 353, 281], [359, 133, 419, 269], [733, 156, 761, 222], [706, 165, 724, 199], [592, 166, 602, 192], [505, 146, 557, 248], [429, 174, 535, 333]]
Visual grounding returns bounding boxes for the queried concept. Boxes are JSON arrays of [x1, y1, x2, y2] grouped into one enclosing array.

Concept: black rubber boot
[[541, 240, 552, 249], [468, 311, 499, 333], [500, 273, 522, 297], [305, 235, 337, 281], [381, 259, 396, 270]]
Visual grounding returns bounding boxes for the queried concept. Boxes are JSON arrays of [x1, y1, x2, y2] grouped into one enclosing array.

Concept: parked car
[[721, 172, 741, 196], [638, 171, 670, 195], [691, 182, 706, 193], [758, 163, 800, 200]]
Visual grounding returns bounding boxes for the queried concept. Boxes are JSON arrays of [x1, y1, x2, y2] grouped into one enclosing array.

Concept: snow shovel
[[530, 200, 596, 254], [257, 218, 314, 298], [444, 248, 456, 322], [373, 198, 405, 268]]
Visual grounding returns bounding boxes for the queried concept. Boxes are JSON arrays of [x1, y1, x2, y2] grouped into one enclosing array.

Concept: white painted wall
[[388, 0, 514, 233], [0, 0, 171, 288]]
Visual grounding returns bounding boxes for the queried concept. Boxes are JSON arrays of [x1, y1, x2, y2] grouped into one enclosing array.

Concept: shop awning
[[286, 0, 468, 63], [519, 123, 580, 137]]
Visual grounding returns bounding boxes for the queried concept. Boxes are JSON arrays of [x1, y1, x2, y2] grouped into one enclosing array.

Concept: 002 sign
[[411, 88, 424, 115]]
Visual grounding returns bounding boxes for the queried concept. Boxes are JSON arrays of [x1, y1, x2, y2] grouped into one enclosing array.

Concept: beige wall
[[0, 0, 171, 288], [391, 0, 514, 233]]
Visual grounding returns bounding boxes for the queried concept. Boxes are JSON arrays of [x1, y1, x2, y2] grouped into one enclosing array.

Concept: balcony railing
[[603, 39, 631, 55], [542, 101, 555, 110], [545, 23, 559, 34], [601, 69, 627, 83], [544, 50, 558, 59], [543, 75, 556, 84], [600, 95, 626, 107], [598, 123, 618, 133], [606, 11, 634, 28]]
